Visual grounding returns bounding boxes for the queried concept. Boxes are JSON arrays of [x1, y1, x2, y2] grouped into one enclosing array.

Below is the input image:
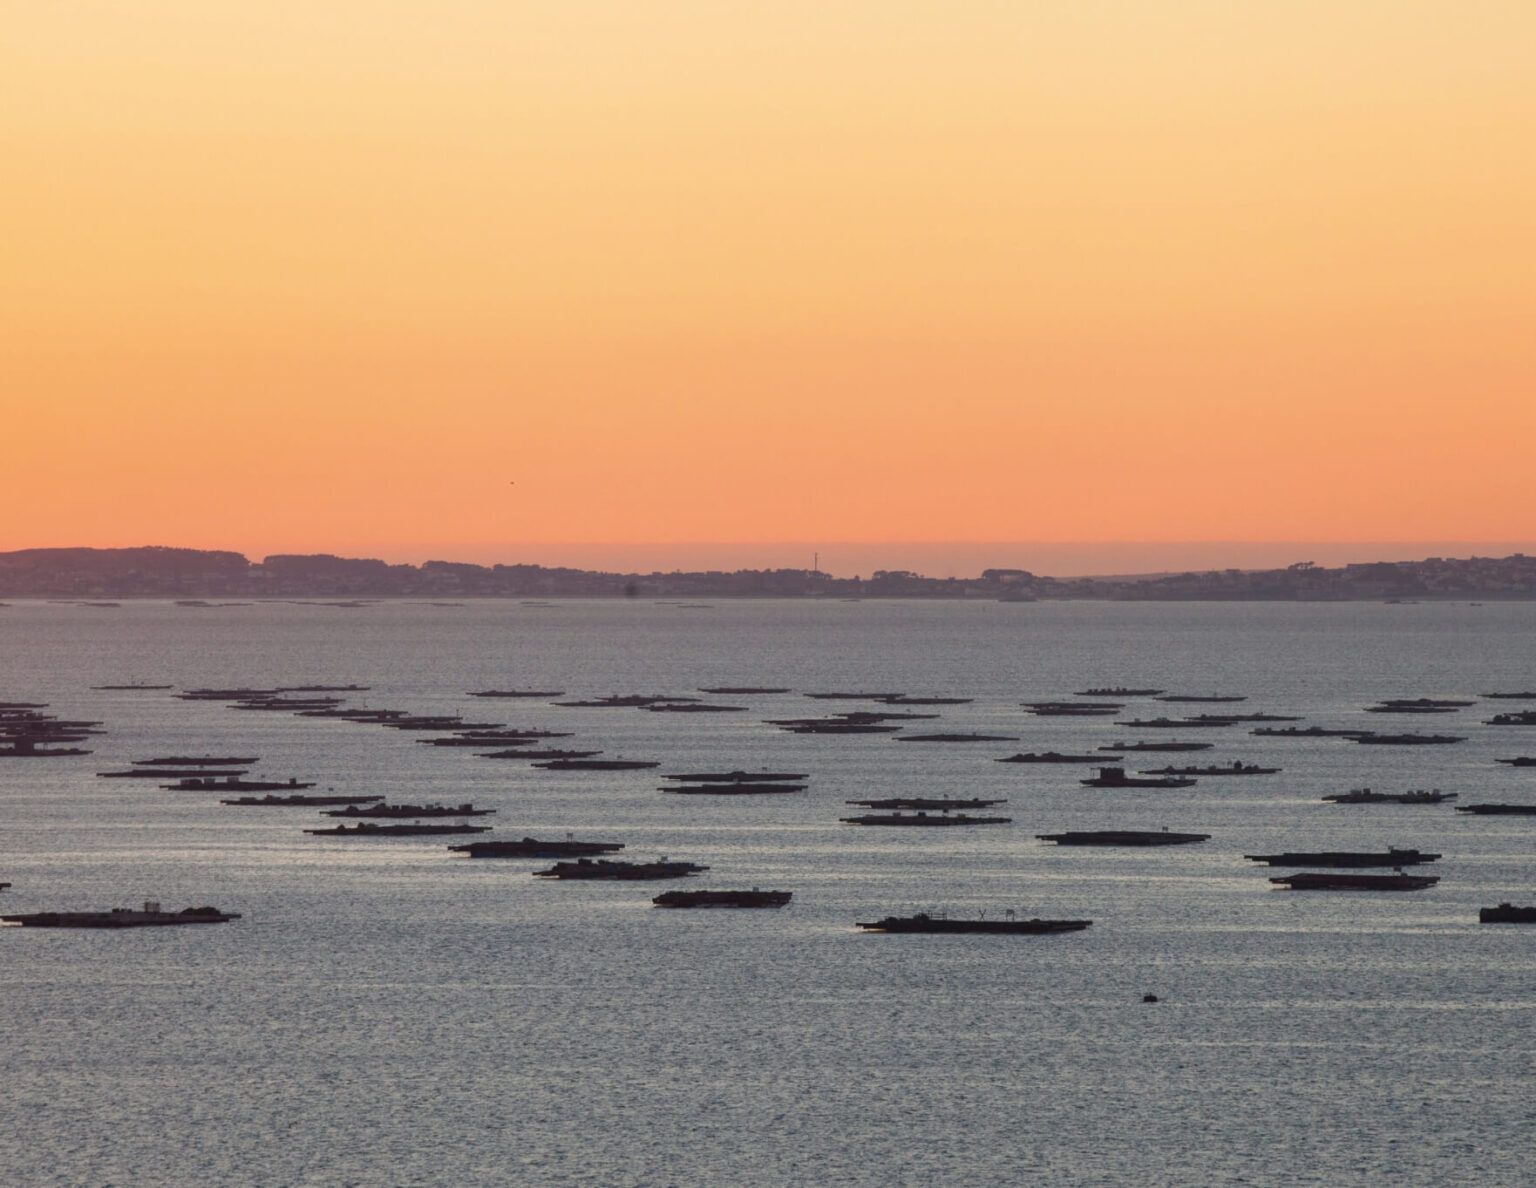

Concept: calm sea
[[2, 599, 1533, 1186]]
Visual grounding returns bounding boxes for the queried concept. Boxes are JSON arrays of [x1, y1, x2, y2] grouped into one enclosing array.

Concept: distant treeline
[[2, 546, 1535, 600]]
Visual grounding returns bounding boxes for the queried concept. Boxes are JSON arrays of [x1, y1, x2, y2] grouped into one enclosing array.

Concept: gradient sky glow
[[4, 2, 1534, 567]]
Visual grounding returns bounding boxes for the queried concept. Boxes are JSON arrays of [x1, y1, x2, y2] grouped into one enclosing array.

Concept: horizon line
[[8, 539, 1536, 582]]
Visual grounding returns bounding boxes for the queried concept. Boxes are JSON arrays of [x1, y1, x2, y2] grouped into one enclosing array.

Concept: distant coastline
[[3, 546, 1535, 601]]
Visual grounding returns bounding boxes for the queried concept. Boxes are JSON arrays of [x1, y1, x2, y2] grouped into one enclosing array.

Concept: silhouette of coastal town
[[3, 546, 1536, 600]]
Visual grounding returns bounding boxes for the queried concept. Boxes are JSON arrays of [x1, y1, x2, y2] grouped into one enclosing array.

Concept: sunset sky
[[4, 2, 1533, 573]]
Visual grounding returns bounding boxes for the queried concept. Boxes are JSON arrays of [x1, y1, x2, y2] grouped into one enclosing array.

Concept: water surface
[[2, 600, 1533, 1186]]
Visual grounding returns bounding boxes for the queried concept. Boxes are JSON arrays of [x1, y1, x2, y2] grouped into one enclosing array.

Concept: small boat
[[804, 692, 904, 700], [1269, 872, 1439, 891], [893, 733, 1020, 743], [303, 708, 408, 721], [697, 686, 791, 695], [231, 697, 345, 712], [420, 736, 545, 748], [1482, 692, 1536, 700], [1486, 712, 1536, 726], [1036, 829, 1209, 846], [2, 726, 99, 740], [875, 695, 973, 706], [1099, 741, 1214, 753], [1081, 767, 1196, 789], [1374, 697, 1476, 709], [1155, 694, 1247, 703], [1321, 789, 1457, 804], [382, 718, 502, 731], [0, 723, 102, 740], [770, 712, 937, 725], [1496, 757, 1536, 767], [306, 823, 491, 836], [323, 803, 494, 818], [840, 811, 1011, 826], [857, 913, 1091, 934], [1075, 687, 1163, 697], [848, 797, 1006, 810], [1141, 762, 1279, 776], [1351, 733, 1465, 746], [998, 752, 1119, 764], [1252, 726, 1371, 738], [91, 684, 174, 691], [468, 690, 564, 698], [478, 749, 604, 761], [99, 768, 252, 779], [177, 688, 279, 700], [664, 782, 807, 795], [450, 837, 624, 859], [133, 756, 258, 766], [533, 858, 707, 880], [1479, 903, 1536, 923], [222, 793, 383, 806], [1455, 803, 1536, 816], [1116, 718, 1236, 729], [533, 758, 659, 771], [455, 729, 575, 739], [1243, 848, 1439, 868], [777, 724, 900, 735], [2, 902, 239, 928], [161, 777, 317, 792], [653, 890, 792, 908]]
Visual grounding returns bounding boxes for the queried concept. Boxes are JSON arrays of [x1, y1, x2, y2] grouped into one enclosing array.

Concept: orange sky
[[4, 2, 1534, 568]]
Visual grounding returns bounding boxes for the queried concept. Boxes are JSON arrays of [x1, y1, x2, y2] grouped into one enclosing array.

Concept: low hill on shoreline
[[3, 546, 1535, 601]]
